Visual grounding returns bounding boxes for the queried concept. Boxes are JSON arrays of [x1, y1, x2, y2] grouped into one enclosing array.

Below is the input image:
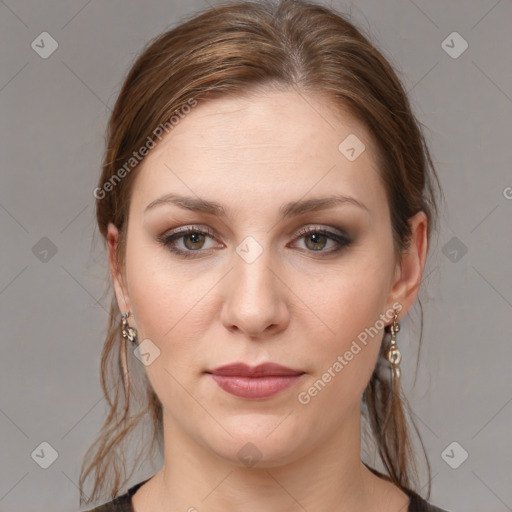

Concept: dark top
[[84, 469, 451, 512]]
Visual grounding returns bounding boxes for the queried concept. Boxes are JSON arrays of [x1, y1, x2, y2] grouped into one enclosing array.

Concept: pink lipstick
[[206, 362, 305, 399]]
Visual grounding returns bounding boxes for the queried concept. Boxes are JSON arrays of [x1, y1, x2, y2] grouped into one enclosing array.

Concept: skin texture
[[107, 89, 427, 512]]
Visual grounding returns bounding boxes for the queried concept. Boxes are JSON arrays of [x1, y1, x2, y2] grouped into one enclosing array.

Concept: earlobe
[[107, 222, 130, 313], [388, 211, 428, 317]]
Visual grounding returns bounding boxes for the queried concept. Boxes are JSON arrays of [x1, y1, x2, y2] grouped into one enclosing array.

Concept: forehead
[[130, 89, 386, 218]]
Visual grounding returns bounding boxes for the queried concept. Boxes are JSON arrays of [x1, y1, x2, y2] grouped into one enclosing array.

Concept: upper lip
[[207, 362, 304, 377]]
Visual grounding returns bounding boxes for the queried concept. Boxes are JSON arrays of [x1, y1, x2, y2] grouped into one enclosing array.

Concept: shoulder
[[81, 478, 150, 512], [364, 464, 451, 512], [407, 489, 452, 512], [81, 494, 130, 512]]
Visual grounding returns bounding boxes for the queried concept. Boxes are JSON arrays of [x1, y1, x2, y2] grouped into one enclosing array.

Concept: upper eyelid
[[162, 224, 348, 239]]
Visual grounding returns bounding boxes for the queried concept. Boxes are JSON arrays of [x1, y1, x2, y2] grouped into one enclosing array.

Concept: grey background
[[1, 1, 511, 511]]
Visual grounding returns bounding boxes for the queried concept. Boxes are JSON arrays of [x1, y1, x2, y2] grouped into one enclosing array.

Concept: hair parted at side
[[80, 0, 442, 505]]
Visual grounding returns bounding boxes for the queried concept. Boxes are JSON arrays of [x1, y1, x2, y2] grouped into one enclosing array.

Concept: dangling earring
[[121, 311, 138, 344], [386, 309, 402, 381]]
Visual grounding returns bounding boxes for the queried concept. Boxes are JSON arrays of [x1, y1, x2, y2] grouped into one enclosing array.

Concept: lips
[[206, 362, 305, 399], [208, 362, 303, 377]]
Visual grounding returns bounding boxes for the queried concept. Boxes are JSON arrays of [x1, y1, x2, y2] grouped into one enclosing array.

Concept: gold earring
[[386, 309, 402, 380], [121, 311, 138, 344]]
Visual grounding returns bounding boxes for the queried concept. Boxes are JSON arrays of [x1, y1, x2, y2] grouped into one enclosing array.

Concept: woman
[[81, 1, 449, 510]]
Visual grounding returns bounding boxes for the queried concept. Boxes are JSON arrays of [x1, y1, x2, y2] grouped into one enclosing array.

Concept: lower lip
[[209, 374, 304, 399]]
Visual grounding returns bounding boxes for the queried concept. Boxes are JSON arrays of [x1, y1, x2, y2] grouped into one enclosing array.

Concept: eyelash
[[157, 225, 352, 259]]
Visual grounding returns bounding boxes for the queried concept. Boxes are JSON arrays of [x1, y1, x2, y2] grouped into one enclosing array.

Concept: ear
[[107, 222, 131, 314], [387, 211, 428, 318]]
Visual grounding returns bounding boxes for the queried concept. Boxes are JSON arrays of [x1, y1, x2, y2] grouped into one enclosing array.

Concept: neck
[[147, 405, 382, 512]]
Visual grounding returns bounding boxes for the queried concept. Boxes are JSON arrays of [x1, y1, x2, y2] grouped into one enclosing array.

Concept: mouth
[[205, 362, 305, 400]]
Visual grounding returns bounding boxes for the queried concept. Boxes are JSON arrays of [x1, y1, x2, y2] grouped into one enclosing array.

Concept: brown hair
[[80, 0, 442, 504]]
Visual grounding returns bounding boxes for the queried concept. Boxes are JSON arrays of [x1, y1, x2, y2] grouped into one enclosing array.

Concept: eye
[[157, 225, 351, 259], [291, 226, 351, 255], [157, 227, 221, 258]]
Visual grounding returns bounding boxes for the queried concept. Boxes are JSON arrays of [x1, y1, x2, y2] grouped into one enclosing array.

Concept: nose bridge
[[220, 234, 288, 336], [233, 234, 277, 303]]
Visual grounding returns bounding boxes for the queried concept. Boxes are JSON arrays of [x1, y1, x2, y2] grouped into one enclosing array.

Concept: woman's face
[[109, 89, 424, 467]]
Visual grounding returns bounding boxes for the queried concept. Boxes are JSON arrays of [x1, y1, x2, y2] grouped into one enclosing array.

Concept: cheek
[[124, 241, 235, 406], [293, 260, 390, 399], [297, 261, 390, 347], [125, 231, 209, 337], [124, 247, 212, 411]]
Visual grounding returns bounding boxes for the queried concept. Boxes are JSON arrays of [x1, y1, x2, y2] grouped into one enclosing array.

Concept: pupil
[[186, 233, 203, 249], [307, 233, 325, 250]]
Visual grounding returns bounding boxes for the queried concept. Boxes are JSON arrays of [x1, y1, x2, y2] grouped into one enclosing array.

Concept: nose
[[220, 244, 290, 339]]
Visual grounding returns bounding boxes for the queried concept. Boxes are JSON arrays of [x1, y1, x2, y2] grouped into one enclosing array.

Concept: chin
[[199, 419, 309, 469]]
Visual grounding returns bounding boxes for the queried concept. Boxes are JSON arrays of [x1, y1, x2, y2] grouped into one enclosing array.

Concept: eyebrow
[[144, 192, 370, 219]]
